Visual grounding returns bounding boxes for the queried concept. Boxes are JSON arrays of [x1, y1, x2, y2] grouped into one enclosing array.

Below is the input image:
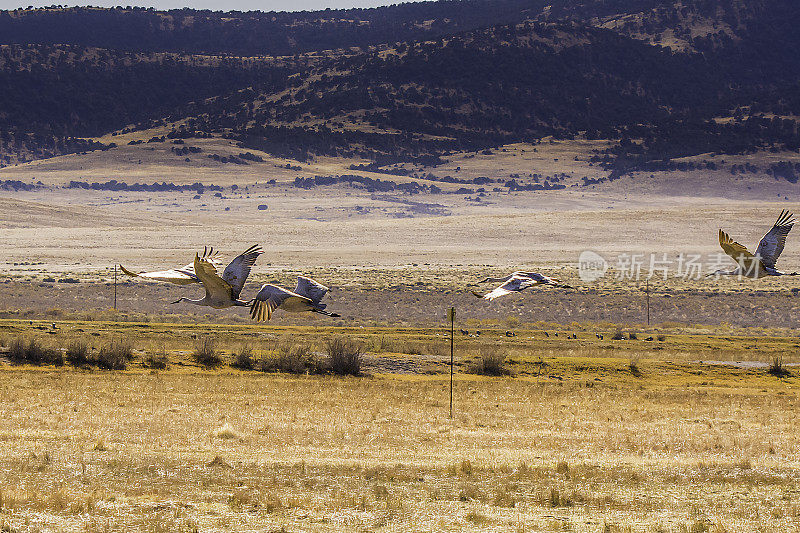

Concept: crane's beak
[[170, 299, 182, 304]]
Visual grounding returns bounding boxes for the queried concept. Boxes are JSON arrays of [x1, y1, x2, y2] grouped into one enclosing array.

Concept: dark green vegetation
[[1, 0, 799, 170]]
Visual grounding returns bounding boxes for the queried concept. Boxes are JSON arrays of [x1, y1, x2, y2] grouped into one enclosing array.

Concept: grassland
[[0, 320, 798, 532]]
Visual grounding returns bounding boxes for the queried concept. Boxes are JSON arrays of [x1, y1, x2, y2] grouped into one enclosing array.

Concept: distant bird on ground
[[714, 210, 796, 278], [472, 272, 573, 300], [171, 245, 263, 308], [120, 246, 222, 285], [250, 276, 340, 322]]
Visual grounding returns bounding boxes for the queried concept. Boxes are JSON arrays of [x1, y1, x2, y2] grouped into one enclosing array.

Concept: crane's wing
[[754, 210, 795, 269], [194, 254, 233, 301], [222, 245, 263, 299], [178, 246, 222, 271], [719, 229, 763, 273], [119, 246, 221, 286], [294, 276, 330, 304], [516, 271, 558, 284], [119, 264, 198, 285], [472, 276, 534, 300], [250, 284, 311, 322]]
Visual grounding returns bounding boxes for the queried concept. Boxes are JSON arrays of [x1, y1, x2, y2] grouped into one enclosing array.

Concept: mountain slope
[[0, 0, 799, 170]]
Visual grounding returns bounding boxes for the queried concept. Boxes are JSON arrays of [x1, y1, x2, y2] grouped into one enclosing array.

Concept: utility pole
[[114, 265, 117, 311], [645, 278, 650, 326]]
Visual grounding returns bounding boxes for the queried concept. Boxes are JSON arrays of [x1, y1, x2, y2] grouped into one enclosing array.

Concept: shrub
[[611, 329, 625, 340], [8, 337, 63, 366], [657, 335, 666, 341], [94, 341, 132, 370], [258, 342, 314, 374], [144, 348, 168, 370], [8, 337, 25, 362], [325, 337, 362, 376], [231, 343, 254, 370], [193, 337, 221, 368], [768, 355, 790, 377], [470, 347, 509, 376], [629, 355, 642, 377], [627, 332, 638, 340], [276, 343, 313, 373], [66, 340, 91, 366]]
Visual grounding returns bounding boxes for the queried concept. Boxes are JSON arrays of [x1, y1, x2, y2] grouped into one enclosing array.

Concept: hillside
[[0, 0, 799, 176]]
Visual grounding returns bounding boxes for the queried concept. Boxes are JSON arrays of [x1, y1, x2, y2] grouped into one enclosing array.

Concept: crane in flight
[[250, 277, 340, 321], [473, 271, 573, 300], [170, 245, 264, 308], [714, 210, 796, 278]]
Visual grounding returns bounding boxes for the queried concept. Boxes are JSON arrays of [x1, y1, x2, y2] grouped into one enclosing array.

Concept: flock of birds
[[119, 211, 796, 321], [120, 246, 338, 322]]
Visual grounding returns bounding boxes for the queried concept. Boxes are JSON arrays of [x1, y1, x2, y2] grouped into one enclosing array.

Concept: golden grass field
[[0, 319, 799, 532], [1, 136, 800, 531]]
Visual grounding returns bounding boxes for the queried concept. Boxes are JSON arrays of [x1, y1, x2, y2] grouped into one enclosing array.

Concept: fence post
[[449, 306, 455, 419]]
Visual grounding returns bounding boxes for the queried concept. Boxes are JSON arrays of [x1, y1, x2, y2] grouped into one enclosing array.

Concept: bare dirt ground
[[2, 278, 800, 329]]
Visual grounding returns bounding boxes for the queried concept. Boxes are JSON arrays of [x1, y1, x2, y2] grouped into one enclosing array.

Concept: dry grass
[[230, 343, 255, 370], [94, 340, 133, 370], [258, 340, 315, 374], [768, 354, 791, 378], [469, 346, 510, 376], [0, 366, 796, 531], [7, 336, 63, 366], [193, 336, 221, 368], [143, 346, 169, 370], [66, 339, 91, 366], [325, 336, 363, 375]]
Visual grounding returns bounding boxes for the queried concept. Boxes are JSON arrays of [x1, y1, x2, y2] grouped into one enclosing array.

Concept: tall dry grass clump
[[231, 343, 255, 370], [193, 337, 222, 368], [469, 346, 510, 376], [628, 354, 642, 377], [258, 341, 315, 374], [325, 336, 363, 376], [768, 355, 790, 377], [66, 340, 91, 367], [94, 340, 133, 370], [144, 345, 168, 370], [8, 337, 63, 366]]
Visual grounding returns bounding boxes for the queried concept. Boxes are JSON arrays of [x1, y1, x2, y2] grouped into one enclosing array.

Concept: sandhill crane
[[714, 210, 796, 278], [472, 272, 573, 300], [250, 276, 340, 321], [171, 245, 263, 308], [120, 246, 221, 285]]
